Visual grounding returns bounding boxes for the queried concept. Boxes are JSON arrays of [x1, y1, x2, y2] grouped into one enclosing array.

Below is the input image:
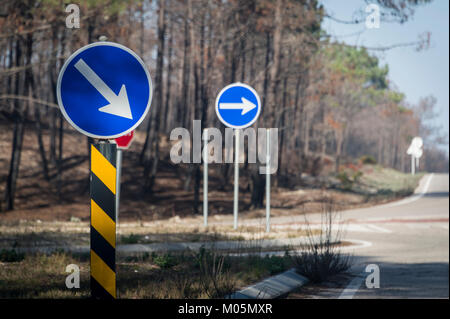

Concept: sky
[[320, 0, 449, 155]]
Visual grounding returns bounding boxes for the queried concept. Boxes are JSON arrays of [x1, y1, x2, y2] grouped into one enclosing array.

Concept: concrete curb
[[229, 268, 308, 299]]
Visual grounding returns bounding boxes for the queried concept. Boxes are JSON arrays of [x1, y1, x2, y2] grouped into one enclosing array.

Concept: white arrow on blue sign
[[57, 42, 152, 139], [215, 83, 261, 129]]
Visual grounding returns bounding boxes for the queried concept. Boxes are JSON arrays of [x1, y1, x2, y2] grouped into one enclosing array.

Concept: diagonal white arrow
[[219, 97, 257, 115], [74, 59, 133, 119]]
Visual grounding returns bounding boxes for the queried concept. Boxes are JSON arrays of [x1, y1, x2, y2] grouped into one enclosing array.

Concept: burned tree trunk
[[4, 37, 26, 211], [163, 16, 173, 133], [143, 0, 166, 192], [249, 168, 265, 209]]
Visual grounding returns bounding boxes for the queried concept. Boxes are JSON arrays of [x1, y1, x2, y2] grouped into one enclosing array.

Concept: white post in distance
[[266, 129, 271, 233], [415, 148, 422, 173], [407, 137, 423, 176], [203, 129, 208, 227], [233, 129, 240, 230]]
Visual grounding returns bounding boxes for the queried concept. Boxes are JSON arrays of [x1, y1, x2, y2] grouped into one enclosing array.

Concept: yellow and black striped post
[[90, 143, 117, 299]]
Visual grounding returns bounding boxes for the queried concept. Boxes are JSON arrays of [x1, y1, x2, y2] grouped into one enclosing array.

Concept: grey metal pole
[[411, 155, 415, 175], [115, 149, 122, 223], [203, 129, 208, 227], [266, 129, 271, 233], [233, 129, 240, 230]]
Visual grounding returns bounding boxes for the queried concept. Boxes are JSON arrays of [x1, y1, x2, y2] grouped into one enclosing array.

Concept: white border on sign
[[56, 41, 153, 139], [214, 82, 262, 129]]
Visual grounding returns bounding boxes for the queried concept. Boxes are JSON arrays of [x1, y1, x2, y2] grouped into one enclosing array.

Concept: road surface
[[284, 173, 449, 299]]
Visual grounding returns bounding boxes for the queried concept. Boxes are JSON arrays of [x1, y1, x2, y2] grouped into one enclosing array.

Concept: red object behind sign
[[115, 131, 134, 149]]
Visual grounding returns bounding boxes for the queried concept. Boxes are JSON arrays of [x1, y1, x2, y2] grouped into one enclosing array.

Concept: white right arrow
[[219, 97, 257, 115], [74, 58, 133, 119]]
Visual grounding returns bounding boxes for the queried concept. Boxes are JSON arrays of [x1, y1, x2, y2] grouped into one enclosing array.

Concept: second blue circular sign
[[215, 83, 261, 129]]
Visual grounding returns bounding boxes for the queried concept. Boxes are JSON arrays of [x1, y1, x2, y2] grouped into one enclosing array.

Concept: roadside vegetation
[[291, 200, 352, 283], [0, 249, 293, 299], [333, 161, 424, 199]]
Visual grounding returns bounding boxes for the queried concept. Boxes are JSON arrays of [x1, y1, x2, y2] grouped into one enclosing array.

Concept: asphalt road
[[286, 173, 449, 299]]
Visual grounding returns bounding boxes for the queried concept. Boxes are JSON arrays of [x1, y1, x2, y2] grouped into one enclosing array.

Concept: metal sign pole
[[203, 129, 208, 227], [234, 129, 240, 230], [266, 129, 271, 233], [115, 149, 122, 223], [411, 155, 415, 175]]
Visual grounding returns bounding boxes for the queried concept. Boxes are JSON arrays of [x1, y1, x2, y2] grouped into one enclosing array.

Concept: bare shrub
[[195, 246, 237, 298], [292, 198, 351, 283], [171, 270, 196, 298]]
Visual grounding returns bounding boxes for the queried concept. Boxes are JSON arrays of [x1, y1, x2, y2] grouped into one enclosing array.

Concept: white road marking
[[365, 214, 447, 222], [365, 224, 392, 233], [340, 239, 373, 251], [273, 224, 393, 233], [339, 272, 366, 299], [340, 224, 391, 233], [344, 224, 374, 233], [385, 173, 434, 208]]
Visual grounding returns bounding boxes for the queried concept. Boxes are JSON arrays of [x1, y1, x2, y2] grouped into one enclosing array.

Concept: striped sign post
[[56, 42, 153, 300], [90, 143, 117, 299]]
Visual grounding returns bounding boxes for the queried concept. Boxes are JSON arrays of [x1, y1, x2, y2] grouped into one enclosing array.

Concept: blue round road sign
[[215, 83, 261, 129], [57, 42, 152, 139]]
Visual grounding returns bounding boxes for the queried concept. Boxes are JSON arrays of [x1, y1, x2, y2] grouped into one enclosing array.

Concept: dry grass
[[0, 250, 292, 299], [0, 252, 90, 298]]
